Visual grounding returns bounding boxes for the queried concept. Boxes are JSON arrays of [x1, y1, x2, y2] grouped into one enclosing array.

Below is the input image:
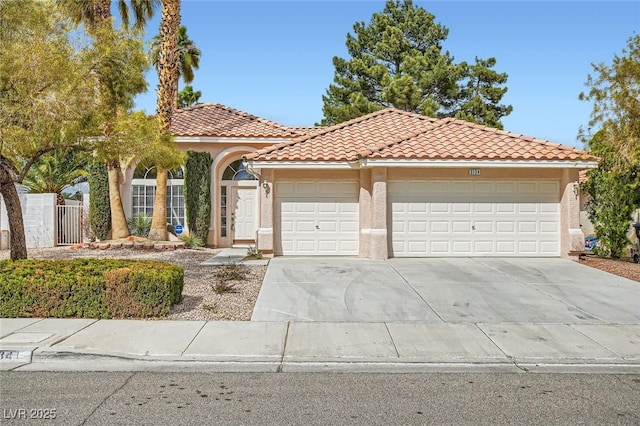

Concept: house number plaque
[[468, 169, 481, 176]]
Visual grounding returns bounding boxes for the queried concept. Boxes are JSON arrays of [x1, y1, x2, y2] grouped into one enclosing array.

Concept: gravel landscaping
[[0, 247, 267, 321], [578, 255, 640, 283]]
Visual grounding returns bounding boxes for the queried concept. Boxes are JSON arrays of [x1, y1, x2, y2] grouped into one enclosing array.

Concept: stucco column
[[560, 168, 584, 258], [208, 162, 216, 246], [257, 168, 274, 255], [370, 167, 388, 259], [359, 169, 372, 258]]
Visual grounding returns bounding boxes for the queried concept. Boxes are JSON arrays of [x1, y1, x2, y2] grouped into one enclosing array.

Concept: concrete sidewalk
[[1, 318, 639, 373]]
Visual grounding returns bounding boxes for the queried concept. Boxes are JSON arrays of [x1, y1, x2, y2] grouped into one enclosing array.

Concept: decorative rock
[[133, 242, 145, 250], [122, 242, 134, 249], [143, 242, 155, 250], [165, 245, 176, 251], [154, 244, 165, 250], [110, 242, 122, 249], [175, 243, 186, 249], [97, 243, 110, 250]]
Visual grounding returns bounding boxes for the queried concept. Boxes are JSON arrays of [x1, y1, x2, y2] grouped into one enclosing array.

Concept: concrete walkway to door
[[251, 257, 640, 324]]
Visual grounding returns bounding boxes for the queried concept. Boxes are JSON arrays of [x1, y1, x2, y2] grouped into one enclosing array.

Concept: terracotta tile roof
[[247, 108, 598, 163], [367, 117, 599, 162], [247, 108, 437, 161], [170, 103, 303, 138]]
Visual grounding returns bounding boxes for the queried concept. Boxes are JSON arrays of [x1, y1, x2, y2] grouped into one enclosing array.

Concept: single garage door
[[390, 180, 560, 257], [276, 181, 359, 255]]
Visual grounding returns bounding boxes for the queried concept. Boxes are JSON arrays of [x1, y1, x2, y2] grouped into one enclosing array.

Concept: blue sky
[[133, 1, 639, 148]]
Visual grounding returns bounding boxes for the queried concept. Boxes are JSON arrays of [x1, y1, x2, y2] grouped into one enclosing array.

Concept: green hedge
[[184, 151, 212, 243], [88, 161, 111, 240], [0, 259, 184, 319]]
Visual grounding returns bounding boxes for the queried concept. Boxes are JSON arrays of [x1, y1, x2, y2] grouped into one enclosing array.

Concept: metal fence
[[56, 204, 83, 245]]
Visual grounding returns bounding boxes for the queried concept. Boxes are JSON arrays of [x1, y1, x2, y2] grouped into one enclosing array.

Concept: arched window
[[222, 159, 256, 181], [133, 165, 184, 179]]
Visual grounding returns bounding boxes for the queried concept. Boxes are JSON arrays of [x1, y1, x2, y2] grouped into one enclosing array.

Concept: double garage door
[[390, 181, 560, 257], [276, 180, 560, 257]]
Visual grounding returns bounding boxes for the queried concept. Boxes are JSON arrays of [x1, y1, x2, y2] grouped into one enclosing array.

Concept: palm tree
[[148, 0, 181, 241], [150, 24, 201, 108], [178, 85, 202, 108], [22, 149, 88, 206], [58, 0, 159, 239]]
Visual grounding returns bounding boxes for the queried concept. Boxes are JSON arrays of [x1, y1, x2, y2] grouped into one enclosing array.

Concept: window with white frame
[[131, 166, 185, 228]]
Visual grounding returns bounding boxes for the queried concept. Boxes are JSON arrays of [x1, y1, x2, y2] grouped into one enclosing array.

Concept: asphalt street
[[1, 372, 639, 425]]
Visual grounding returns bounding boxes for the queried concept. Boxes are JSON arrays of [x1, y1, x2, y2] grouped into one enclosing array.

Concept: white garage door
[[390, 181, 560, 257], [276, 181, 359, 255]]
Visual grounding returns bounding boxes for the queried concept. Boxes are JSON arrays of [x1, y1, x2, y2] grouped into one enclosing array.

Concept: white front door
[[276, 181, 359, 255], [390, 180, 560, 257], [232, 187, 257, 241]]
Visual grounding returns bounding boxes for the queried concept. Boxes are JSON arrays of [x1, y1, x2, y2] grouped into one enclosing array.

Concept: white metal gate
[[57, 204, 83, 245]]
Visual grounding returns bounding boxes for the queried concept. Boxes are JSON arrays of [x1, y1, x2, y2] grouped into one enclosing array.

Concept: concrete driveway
[[251, 257, 640, 323]]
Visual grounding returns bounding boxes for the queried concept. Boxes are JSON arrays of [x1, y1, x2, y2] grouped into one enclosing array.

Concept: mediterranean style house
[[120, 103, 598, 259]]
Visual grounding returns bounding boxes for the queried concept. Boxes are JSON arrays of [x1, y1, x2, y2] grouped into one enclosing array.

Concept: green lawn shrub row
[[0, 259, 184, 319]]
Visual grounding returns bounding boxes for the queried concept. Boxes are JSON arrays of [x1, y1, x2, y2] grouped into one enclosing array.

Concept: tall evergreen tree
[[455, 57, 513, 129], [320, 0, 511, 127]]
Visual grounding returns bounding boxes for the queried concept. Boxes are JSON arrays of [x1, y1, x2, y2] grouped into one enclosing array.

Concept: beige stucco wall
[[255, 166, 585, 259], [124, 140, 275, 247]]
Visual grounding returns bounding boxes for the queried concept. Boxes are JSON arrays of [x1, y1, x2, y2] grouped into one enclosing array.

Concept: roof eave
[[360, 159, 600, 169]]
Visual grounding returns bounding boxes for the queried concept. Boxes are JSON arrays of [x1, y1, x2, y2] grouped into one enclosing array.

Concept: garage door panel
[[518, 221, 537, 233], [496, 221, 515, 233], [390, 180, 560, 257], [452, 203, 472, 213], [277, 181, 359, 256], [452, 241, 472, 253], [409, 221, 428, 232], [430, 241, 450, 253], [431, 203, 449, 213], [452, 221, 471, 233], [518, 241, 538, 253], [430, 221, 449, 233], [540, 221, 559, 233], [296, 221, 315, 232], [474, 241, 494, 253], [496, 241, 516, 254], [474, 203, 493, 214], [540, 241, 559, 254]]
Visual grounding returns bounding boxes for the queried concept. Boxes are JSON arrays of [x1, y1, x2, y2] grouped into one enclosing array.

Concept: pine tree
[[320, 0, 511, 128]]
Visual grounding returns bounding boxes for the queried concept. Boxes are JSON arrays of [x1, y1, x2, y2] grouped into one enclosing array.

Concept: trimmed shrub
[[0, 259, 184, 319], [88, 161, 111, 240], [184, 151, 212, 244], [179, 233, 204, 249], [128, 214, 152, 237]]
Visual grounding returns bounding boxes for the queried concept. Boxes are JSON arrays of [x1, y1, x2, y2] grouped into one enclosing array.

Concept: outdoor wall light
[[573, 181, 580, 198], [262, 181, 271, 195]]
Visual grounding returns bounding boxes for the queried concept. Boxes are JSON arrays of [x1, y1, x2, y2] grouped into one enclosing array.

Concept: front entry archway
[[220, 159, 258, 246]]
